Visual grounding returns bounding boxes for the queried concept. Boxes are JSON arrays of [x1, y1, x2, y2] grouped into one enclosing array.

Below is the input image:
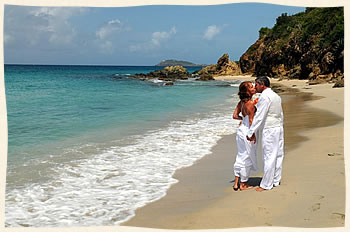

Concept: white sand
[[123, 77, 345, 229]]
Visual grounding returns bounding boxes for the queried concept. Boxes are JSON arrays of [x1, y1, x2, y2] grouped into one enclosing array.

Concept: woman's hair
[[238, 81, 253, 101]]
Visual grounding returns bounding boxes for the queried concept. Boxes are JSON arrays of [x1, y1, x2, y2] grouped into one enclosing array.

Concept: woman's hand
[[251, 133, 256, 143], [246, 133, 256, 144]]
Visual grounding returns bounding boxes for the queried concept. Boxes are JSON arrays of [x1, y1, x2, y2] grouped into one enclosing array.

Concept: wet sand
[[122, 79, 345, 229]]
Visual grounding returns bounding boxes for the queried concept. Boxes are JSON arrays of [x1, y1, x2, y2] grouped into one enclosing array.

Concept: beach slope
[[123, 79, 345, 229]]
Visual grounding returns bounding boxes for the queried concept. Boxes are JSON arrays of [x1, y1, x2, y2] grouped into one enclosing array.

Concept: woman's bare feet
[[233, 176, 240, 191], [239, 182, 253, 191]]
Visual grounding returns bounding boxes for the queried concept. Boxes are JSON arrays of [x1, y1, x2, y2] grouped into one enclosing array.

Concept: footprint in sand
[[328, 152, 342, 157], [311, 203, 321, 212], [328, 152, 344, 161], [332, 212, 345, 220], [314, 195, 325, 200], [258, 207, 270, 215]]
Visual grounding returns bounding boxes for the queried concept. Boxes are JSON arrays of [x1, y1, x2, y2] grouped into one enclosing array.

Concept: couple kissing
[[232, 76, 284, 192]]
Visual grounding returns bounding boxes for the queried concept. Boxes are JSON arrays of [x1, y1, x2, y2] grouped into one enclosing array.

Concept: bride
[[232, 81, 258, 191]]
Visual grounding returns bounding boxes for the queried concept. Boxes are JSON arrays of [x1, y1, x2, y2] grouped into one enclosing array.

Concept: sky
[[4, 3, 305, 66]]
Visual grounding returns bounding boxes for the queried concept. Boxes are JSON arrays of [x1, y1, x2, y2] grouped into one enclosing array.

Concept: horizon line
[[4, 63, 208, 67]]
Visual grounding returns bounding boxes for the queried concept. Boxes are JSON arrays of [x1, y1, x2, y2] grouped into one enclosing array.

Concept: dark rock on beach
[[333, 77, 344, 88]]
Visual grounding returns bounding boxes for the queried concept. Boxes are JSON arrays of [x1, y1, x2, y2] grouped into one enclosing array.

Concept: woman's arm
[[233, 101, 242, 120]]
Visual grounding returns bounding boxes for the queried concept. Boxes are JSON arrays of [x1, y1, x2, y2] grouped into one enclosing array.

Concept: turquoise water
[[5, 64, 241, 227], [6, 65, 215, 159]]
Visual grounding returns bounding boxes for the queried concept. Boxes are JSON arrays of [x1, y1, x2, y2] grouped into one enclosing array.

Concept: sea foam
[[5, 110, 239, 227]]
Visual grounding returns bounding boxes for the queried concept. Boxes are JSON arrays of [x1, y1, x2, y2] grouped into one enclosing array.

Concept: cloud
[[130, 26, 177, 52], [30, 7, 87, 45], [151, 27, 177, 46], [95, 19, 131, 54], [203, 25, 226, 40], [129, 44, 143, 52], [96, 19, 123, 40], [4, 6, 88, 47]]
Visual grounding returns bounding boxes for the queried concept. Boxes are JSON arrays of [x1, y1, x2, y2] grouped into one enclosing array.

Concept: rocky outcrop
[[161, 66, 190, 80], [216, 53, 242, 76], [196, 53, 242, 80], [239, 7, 344, 86], [333, 77, 344, 88], [132, 65, 191, 82]]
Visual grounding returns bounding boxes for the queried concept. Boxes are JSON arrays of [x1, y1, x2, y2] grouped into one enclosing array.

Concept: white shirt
[[247, 88, 283, 138]]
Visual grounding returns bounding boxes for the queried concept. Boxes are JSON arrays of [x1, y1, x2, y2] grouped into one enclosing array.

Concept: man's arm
[[281, 107, 284, 124], [247, 95, 271, 138]]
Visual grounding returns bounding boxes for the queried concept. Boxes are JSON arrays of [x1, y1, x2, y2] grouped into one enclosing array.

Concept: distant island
[[156, 59, 205, 67]]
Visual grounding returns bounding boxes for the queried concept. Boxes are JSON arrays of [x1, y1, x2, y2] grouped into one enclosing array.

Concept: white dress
[[233, 114, 258, 182]]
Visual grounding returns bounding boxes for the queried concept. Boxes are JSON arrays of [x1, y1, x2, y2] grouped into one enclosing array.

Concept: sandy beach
[[122, 76, 345, 229]]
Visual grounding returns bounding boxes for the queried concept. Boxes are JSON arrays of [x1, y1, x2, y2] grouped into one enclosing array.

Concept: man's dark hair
[[255, 76, 270, 87]]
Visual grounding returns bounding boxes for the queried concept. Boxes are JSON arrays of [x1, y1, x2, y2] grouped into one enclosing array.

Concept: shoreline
[[213, 74, 255, 81], [122, 77, 345, 229]]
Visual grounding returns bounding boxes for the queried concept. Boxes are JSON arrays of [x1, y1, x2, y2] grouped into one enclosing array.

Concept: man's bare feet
[[255, 187, 266, 192]]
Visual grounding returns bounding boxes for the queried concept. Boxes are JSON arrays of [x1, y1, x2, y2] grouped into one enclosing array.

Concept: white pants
[[260, 126, 284, 190], [234, 165, 252, 182]]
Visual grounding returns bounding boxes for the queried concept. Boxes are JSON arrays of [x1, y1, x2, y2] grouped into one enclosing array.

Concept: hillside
[[239, 7, 344, 85]]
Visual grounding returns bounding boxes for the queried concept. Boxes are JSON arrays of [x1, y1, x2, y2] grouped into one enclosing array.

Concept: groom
[[247, 76, 284, 192]]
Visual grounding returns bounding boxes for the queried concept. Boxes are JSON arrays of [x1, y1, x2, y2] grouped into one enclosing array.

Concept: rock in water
[[131, 66, 190, 82]]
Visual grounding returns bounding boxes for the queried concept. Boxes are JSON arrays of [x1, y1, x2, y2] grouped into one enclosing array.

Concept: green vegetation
[[240, 7, 344, 81], [259, 27, 272, 39], [156, 59, 203, 66], [259, 7, 344, 51]]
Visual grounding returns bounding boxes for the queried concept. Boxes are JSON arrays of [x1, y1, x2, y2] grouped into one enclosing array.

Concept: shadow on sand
[[230, 176, 262, 187]]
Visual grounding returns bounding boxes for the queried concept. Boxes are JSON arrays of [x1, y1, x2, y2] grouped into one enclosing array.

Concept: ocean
[[4, 64, 241, 227]]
